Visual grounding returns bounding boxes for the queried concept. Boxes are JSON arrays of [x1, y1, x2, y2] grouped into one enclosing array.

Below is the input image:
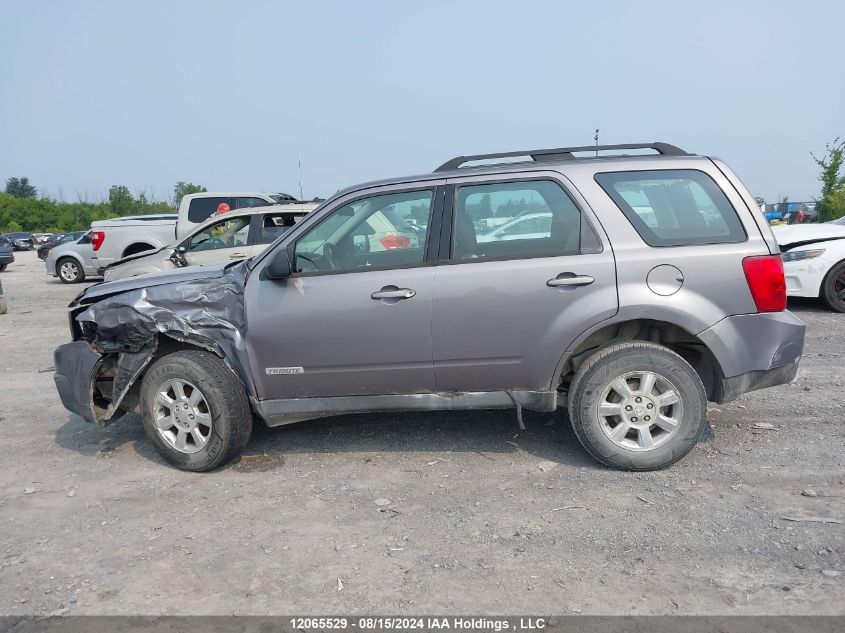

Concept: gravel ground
[[0, 250, 842, 616]]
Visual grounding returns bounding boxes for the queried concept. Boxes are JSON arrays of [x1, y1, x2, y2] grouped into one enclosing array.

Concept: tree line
[[0, 179, 206, 234], [3, 139, 843, 234]]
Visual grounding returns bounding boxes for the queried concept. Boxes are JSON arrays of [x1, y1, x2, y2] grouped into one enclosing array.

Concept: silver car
[[54, 142, 805, 472], [45, 232, 101, 283]]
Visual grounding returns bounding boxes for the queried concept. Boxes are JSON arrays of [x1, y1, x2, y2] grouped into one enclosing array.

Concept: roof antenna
[[594, 129, 600, 157], [297, 153, 304, 201]]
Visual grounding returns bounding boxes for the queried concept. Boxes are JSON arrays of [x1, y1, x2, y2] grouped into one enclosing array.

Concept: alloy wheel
[[596, 370, 684, 451], [153, 379, 213, 454]]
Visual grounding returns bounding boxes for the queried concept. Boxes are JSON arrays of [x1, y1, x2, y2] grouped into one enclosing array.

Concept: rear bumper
[[698, 310, 806, 403], [716, 361, 799, 403]]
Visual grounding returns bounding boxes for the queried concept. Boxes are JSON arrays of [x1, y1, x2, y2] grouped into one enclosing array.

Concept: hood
[[71, 261, 237, 307], [772, 224, 845, 250]]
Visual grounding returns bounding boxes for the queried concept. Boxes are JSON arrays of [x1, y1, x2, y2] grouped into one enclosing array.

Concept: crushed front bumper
[[54, 341, 102, 425], [54, 339, 157, 425]]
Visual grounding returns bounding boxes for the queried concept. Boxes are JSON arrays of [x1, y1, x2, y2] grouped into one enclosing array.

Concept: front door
[[432, 175, 618, 392], [184, 214, 253, 266], [246, 185, 442, 400]]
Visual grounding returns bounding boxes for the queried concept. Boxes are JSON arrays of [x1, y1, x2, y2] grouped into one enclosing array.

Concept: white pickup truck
[[89, 192, 305, 271]]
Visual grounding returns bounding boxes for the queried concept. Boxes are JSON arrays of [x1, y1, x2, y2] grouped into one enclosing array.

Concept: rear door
[[431, 173, 618, 392]]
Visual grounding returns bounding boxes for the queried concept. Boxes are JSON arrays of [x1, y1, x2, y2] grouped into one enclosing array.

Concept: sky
[[1, 0, 843, 204]]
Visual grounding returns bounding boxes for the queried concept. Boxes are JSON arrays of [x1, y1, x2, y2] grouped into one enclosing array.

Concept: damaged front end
[[53, 262, 252, 425]]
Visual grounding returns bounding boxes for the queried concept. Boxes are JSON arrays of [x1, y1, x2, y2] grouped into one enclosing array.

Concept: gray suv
[[53, 142, 805, 472]]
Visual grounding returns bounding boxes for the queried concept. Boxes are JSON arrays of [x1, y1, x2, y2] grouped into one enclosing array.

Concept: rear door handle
[[547, 274, 595, 287], [371, 287, 416, 300]]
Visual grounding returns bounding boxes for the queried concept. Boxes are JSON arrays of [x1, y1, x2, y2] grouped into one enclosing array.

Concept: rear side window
[[259, 213, 305, 244], [452, 179, 582, 261], [595, 170, 746, 246], [187, 197, 230, 223]]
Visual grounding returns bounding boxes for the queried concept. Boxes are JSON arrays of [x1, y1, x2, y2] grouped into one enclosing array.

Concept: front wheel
[[57, 257, 84, 283], [567, 341, 707, 471], [140, 350, 252, 471], [821, 260, 845, 313]]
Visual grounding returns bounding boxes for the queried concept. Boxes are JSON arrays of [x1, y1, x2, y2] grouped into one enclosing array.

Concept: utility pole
[[297, 154, 304, 200]]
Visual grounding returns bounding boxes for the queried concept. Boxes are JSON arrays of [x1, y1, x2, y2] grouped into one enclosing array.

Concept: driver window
[[189, 216, 251, 251], [293, 190, 433, 274]]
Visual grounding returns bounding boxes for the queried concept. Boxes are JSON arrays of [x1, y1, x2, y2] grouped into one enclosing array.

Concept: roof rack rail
[[434, 142, 689, 172]]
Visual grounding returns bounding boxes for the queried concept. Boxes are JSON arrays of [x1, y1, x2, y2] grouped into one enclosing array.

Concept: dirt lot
[[0, 250, 842, 616]]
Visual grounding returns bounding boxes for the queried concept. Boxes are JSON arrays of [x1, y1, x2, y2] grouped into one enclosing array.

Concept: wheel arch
[[105, 334, 257, 419], [820, 256, 845, 298], [121, 241, 158, 258], [554, 317, 725, 402]]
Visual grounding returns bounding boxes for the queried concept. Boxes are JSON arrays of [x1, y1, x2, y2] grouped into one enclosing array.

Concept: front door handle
[[371, 287, 416, 300], [547, 274, 595, 288], [229, 252, 247, 259]]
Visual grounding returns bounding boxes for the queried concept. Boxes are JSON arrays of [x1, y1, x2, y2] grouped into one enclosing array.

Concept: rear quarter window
[[187, 197, 230, 224], [595, 169, 746, 246]]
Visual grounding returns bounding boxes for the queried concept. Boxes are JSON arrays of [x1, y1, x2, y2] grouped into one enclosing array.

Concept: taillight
[[742, 255, 786, 312], [379, 234, 410, 250], [91, 231, 105, 251]]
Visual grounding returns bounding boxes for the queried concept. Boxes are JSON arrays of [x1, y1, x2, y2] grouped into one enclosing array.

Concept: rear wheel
[[140, 350, 252, 471], [57, 257, 84, 283], [0, 264, 7, 272], [567, 341, 707, 470], [821, 260, 845, 313]]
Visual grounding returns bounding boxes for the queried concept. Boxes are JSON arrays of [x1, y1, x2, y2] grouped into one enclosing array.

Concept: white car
[[773, 217, 845, 312], [104, 206, 310, 281], [477, 212, 551, 242]]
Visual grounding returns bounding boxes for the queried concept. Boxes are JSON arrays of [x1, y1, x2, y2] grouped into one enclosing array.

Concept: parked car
[[54, 142, 804, 472], [30, 233, 54, 245], [37, 231, 86, 260], [477, 212, 552, 243], [89, 192, 318, 272], [45, 232, 101, 283], [0, 234, 14, 272], [104, 206, 310, 281], [773, 221, 845, 312], [5, 232, 34, 251]]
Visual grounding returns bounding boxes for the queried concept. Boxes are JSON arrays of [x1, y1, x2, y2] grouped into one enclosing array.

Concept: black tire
[[0, 264, 7, 272], [140, 350, 252, 471], [38, 249, 48, 260], [821, 260, 845, 313], [567, 341, 707, 471], [56, 257, 84, 283]]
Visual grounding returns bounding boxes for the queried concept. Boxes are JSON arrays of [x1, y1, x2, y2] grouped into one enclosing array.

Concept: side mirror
[[169, 246, 188, 267], [266, 248, 292, 279]]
